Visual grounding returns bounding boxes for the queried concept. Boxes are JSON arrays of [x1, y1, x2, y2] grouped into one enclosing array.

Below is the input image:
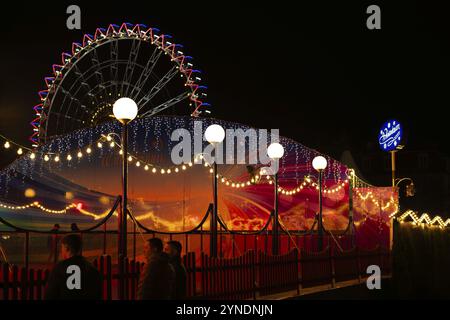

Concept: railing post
[[24, 231, 30, 274], [12, 265, 19, 300], [272, 172, 280, 255], [357, 247, 362, 283], [349, 172, 355, 247], [330, 247, 336, 288], [251, 251, 256, 300], [103, 220, 107, 255], [133, 218, 136, 262], [211, 165, 219, 258], [20, 267, 28, 300], [36, 270, 42, 300], [106, 255, 112, 300], [29, 269, 35, 300], [295, 249, 300, 295], [3, 263, 9, 300], [53, 233, 59, 265]]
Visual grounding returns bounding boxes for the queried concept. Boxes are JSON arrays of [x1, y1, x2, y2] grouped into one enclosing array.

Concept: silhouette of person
[[165, 240, 187, 299], [45, 234, 101, 300], [138, 238, 175, 300]]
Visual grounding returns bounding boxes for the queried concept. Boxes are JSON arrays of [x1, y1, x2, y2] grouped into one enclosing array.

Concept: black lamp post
[[312, 155, 327, 251], [268, 142, 284, 255], [112, 97, 138, 299], [204, 124, 225, 258]]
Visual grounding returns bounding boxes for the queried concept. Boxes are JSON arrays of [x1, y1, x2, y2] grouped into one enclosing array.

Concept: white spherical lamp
[[205, 124, 225, 145], [113, 97, 138, 123], [312, 156, 327, 171], [267, 143, 284, 159]]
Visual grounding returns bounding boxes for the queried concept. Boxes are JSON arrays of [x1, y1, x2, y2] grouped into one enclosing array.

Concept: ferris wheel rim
[[30, 22, 210, 146]]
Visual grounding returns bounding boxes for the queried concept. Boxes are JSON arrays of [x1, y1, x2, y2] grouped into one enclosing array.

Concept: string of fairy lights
[[0, 201, 78, 214], [1, 131, 376, 214], [1, 132, 351, 192]]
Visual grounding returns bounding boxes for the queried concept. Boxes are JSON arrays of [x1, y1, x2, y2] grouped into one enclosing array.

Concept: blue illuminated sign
[[378, 120, 402, 152]]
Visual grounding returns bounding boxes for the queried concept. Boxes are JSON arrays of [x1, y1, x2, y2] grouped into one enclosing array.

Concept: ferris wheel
[[30, 23, 210, 146]]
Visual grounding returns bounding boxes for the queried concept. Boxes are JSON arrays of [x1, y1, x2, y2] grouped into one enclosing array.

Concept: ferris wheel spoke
[[137, 65, 179, 111], [121, 39, 142, 98], [58, 86, 89, 128], [130, 46, 163, 100], [70, 63, 101, 106], [89, 49, 107, 97], [65, 60, 138, 100], [49, 111, 85, 123], [140, 91, 190, 117], [110, 40, 120, 99]]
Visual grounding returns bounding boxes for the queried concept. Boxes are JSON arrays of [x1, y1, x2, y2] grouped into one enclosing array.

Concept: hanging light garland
[[1, 133, 34, 155], [102, 134, 352, 196], [0, 201, 78, 214], [276, 176, 349, 196], [3, 131, 353, 199], [101, 133, 195, 174]]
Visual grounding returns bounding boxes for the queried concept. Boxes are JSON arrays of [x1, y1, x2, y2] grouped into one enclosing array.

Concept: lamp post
[[268, 142, 284, 255], [205, 124, 225, 258], [112, 97, 138, 299], [312, 155, 327, 251]]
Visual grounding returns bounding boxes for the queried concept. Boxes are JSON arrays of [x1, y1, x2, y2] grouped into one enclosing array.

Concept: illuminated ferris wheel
[[30, 23, 210, 146]]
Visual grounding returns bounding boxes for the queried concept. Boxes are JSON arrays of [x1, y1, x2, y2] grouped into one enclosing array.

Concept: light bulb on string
[[29, 153, 36, 160], [44, 155, 50, 162], [17, 148, 23, 155], [4, 141, 10, 149], [110, 142, 115, 148], [54, 156, 60, 162], [128, 156, 133, 162], [86, 147, 92, 154], [97, 142, 103, 148], [77, 151, 83, 158], [67, 154, 72, 161]]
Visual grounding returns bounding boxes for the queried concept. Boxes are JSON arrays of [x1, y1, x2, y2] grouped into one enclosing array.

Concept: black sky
[[0, 1, 449, 166]]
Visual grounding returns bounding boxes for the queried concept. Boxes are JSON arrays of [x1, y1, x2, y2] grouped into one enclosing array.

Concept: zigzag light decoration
[[397, 210, 450, 228]]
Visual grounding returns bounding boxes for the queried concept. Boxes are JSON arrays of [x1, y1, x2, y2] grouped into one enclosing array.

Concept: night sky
[[0, 2, 448, 181]]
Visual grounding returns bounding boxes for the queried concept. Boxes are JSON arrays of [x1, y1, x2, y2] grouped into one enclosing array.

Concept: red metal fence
[[1, 247, 390, 300]]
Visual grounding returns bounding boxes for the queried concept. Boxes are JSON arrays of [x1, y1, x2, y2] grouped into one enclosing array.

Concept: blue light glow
[[378, 120, 402, 152]]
